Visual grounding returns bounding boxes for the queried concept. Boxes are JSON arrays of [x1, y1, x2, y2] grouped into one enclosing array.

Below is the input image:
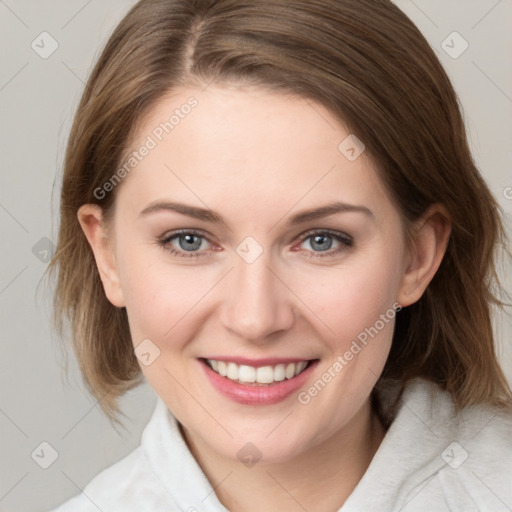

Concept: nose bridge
[[220, 255, 294, 341]]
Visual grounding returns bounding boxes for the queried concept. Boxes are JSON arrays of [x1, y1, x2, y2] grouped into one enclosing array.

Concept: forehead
[[116, 84, 391, 222]]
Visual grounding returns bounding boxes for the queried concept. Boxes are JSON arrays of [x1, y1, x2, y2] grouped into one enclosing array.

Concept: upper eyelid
[[159, 228, 210, 241], [298, 229, 352, 241], [159, 228, 351, 240]]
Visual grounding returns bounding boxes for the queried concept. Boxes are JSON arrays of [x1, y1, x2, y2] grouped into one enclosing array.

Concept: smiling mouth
[[202, 358, 316, 386]]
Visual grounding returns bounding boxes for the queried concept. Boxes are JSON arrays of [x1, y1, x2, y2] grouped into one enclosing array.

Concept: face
[[87, 84, 414, 464]]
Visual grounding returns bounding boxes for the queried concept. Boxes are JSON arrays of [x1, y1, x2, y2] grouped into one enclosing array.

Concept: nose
[[219, 257, 295, 342]]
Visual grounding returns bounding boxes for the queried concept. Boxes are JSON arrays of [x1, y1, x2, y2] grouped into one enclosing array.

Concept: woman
[[49, 0, 512, 510]]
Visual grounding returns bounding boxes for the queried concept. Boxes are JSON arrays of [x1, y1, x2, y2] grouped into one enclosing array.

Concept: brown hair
[[49, 0, 511, 421]]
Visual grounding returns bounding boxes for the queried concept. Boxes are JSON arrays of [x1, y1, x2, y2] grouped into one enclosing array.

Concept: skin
[[79, 84, 451, 511]]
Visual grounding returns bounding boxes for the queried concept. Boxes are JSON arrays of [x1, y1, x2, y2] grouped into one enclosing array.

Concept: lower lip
[[200, 360, 318, 405]]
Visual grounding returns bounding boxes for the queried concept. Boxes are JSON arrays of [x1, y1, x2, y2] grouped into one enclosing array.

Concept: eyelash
[[156, 229, 354, 260], [157, 229, 209, 259], [297, 229, 354, 258]]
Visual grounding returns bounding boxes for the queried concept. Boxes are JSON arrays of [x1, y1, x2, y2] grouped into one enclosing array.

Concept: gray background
[[0, 1, 511, 511]]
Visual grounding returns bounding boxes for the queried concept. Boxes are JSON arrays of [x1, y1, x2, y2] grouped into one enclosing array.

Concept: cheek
[[118, 246, 225, 348], [293, 253, 402, 346]]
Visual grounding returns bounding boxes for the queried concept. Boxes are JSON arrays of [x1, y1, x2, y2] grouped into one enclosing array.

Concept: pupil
[[311, 235, 332, 251]]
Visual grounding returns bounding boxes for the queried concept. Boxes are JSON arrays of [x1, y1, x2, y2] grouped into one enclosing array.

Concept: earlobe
[[397, 205, 451, 307], [77, 204, 126, 308]]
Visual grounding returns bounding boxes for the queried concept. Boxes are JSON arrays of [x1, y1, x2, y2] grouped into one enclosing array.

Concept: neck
[[183, 398, 386, 512]]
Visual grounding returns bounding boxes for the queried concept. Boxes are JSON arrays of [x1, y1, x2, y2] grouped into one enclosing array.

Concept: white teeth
[[285, 363, 295, 379], [217, 361, 227, 377], [274, 364, 286, 382], [295, 361, 307, 376], [256, 366, 274, 384], [238, 365, 256, 383], [227, 362, 238, 380], [207, 359, 310, 384]]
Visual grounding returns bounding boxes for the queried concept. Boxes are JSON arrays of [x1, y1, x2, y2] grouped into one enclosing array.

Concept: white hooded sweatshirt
[[51, 379, 512, 511]]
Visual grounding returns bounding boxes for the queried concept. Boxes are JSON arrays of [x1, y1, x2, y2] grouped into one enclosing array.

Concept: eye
[[157, 230, 213, 258], [296, 230, 353, 257], [174, 233, 206, 252]]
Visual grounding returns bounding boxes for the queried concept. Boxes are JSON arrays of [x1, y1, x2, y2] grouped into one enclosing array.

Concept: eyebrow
[[138, 200, 373, 225], [139, 201, 224, 223], [285, 201, 373, 226]]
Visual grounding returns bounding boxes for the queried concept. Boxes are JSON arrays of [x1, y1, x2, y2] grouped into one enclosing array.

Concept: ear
[[397, 204, 451, 307], [77, 204, 126, 308]]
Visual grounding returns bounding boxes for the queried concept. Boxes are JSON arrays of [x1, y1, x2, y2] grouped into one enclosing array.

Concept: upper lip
[[201, 357, 316, 368]]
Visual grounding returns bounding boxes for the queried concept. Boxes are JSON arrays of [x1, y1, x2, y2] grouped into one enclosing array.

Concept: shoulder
[[49, 446, 177, 512], [402, 378, 512, 460], [49, 397, 224, 512], [391, 379, 512, 510], [48, 398, 188, 512], [405, 379, 512, 511], [344, 378, 512, 512]]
